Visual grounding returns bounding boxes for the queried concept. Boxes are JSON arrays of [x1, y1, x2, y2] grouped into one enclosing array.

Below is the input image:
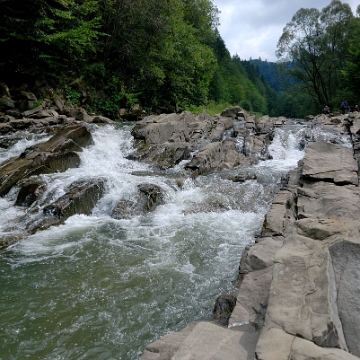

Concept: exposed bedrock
[[129, 107, 280, 174], [140, 112, 360, 359]]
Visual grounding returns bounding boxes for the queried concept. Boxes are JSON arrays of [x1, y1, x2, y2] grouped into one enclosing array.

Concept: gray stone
[[301, 141, 358, 185], [172, 322, 255, 360], [256, 328, 359, 360], [229, 267, 273, 329]]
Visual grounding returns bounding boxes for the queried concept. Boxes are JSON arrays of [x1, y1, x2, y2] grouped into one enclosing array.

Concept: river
[[0, 122, 312, 359]]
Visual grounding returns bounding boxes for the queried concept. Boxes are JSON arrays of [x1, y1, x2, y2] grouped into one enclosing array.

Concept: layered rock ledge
[[140, 112, 360, 359]]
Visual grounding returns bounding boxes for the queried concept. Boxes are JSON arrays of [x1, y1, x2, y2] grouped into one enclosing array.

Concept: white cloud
[[213, 0, 359, 62]]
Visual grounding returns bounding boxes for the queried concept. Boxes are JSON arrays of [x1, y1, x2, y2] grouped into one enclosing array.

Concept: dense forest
[[0, 0, 359, 119]]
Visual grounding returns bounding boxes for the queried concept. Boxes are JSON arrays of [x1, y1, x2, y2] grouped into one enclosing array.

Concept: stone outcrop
[[139, 112, 360, 359], [128, 107, 283, 174]]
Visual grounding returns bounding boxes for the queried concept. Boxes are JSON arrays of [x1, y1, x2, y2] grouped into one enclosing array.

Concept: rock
[[0, 97, 15, 110], [228, 266, 273, 330], [149, 321, 258, 360], [0, 124, 93, 196], [220, 106, 244, 119], [92, 115, 115, 124], [0, 123, 14, 134], [0, 82, 11, 98], [297, 182, 360, 220], [329, 241, 360, 357], [34, 109, 59, 118], [111, 183, 166, 219], [300, 141, 358, 185], [140, 322, 199, 360], [17, 91, 38, 111], [5, 108, 21, 118], [15, 180, 47, 207], [239, 237, 283, 273], [68, 107, 93, 122], [53, 97, 65, 111], [29, 178, 106, 232], [212, 294, 237, 326], [0, 114, 15, 123], [21, 103, 45, 117], [256, 327, 359, 360]]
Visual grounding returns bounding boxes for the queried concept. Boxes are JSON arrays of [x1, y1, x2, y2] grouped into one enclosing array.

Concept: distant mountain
[[247, 59, 281, 91]]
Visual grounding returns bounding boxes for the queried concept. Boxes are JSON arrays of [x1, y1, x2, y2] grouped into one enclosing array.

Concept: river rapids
[[0, 121, 344, 359]]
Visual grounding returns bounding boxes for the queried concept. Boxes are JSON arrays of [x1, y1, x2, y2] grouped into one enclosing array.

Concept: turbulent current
[[0, 122, 309, 359]]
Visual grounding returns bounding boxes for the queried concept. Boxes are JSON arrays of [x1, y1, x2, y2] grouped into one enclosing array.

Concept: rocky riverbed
[[140, 111, 360, 359], [2, 83, 360, 359]]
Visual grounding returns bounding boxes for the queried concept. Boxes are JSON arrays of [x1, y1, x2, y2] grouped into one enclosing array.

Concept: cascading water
[[0, 122, 320, 359]]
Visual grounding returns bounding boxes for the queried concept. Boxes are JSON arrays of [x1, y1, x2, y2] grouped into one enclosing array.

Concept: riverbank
[[140, 111, 360, 359]]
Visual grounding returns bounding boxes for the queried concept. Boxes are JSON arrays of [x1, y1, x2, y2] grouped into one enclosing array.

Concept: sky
[[212, 0, 359, 62]]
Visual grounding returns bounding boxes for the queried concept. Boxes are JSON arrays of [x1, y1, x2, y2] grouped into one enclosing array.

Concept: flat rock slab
[[301, 141, 358, 185], [297, 183, 360, 220], [256, 328, 360, 360], [171, 322, 257, 360]]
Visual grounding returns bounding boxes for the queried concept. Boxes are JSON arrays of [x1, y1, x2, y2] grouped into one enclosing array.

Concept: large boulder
[[0, 124, 93, 196], [28, 178, 106, 232]]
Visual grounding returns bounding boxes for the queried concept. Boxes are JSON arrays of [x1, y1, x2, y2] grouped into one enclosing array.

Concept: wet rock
[[212, 294, 237, 326], [223, 171, 257, 183], [0, 234, 26, 250], [111, 183, 166, 220], [15, 180, 47, 207], [185, 141, 244, 175], [130, 108, 275, 175], [0, 124, 93, 196], [28, 178, 106, 232]]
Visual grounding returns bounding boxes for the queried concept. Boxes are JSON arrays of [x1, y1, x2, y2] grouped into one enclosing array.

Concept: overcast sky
[[212, 0, 359, 62]]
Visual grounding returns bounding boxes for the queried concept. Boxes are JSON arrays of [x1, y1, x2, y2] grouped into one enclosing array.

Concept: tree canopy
[[276, 0, 358, 112]]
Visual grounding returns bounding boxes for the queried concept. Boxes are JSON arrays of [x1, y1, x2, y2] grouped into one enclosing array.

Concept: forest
[[0, 0, 359, 119]]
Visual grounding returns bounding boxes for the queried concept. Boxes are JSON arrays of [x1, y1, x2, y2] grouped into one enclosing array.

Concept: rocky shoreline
[[140, 112, 360, 359]]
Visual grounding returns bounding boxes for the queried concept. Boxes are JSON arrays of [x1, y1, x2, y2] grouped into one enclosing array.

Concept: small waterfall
[[0, 122, 307, 360]]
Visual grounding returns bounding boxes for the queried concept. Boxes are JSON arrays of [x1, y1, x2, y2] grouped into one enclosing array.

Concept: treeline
[[0, 0, 275, 117], [276, 0, 360, 116]]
